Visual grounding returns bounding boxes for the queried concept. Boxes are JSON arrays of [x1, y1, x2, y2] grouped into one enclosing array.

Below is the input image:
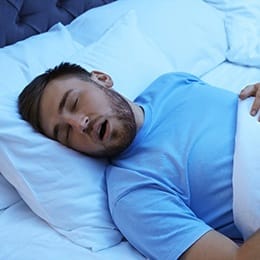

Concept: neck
[[128, 101, 144, 132]]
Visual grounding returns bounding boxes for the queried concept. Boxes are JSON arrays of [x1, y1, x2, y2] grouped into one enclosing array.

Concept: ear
[[90, 70, 113, 88]]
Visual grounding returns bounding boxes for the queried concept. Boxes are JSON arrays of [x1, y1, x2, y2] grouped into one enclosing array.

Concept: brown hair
[[18, 62, 91, 133]]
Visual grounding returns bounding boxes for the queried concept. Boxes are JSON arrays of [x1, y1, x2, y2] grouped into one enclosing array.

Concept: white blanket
[[233, 98, 260, 240]]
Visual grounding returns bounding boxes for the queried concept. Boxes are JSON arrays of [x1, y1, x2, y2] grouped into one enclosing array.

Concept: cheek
[[70, 134, 99, 154], [92, 103, 112, 115], [82, 93, 112, 114]]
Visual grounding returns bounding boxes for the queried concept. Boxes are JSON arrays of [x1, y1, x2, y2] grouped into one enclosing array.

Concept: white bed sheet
[[201, 61, 260, 93], [203, 62, 260, 241], [0, 201, 145, 260]]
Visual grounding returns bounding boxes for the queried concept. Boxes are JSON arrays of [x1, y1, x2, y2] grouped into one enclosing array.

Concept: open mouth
[[99, 120, 107, 140]]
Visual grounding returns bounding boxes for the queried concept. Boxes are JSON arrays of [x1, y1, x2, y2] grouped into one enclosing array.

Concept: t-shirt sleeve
[[110, 185, 212, 260]]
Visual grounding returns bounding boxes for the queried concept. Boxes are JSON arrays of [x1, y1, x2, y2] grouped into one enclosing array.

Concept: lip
[[94, 118, 110, 143], [101, 120, 110, 142]]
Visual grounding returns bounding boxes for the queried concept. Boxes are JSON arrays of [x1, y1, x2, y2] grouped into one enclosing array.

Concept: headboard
[[0, 0, 116, 48]]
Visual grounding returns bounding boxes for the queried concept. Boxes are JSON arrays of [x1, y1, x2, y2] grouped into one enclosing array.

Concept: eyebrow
[[53, 89, 72, 139]]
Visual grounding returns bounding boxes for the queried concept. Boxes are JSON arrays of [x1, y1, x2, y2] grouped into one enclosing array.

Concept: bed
[[0, 0, 260, 259]]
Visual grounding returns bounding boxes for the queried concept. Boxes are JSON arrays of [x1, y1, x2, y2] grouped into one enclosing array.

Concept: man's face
[[39, 75, 136, 157]]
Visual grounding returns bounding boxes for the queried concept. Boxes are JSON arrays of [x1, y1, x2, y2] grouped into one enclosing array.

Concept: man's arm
[[236, 229, 260, 259], [181, 229, 260, 260], [239, 82, 260, 119]]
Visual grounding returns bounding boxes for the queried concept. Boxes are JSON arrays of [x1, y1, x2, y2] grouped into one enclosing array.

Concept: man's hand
[[239, 83, 260, 119]]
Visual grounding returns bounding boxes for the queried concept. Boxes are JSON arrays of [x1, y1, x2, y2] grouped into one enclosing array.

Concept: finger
[[239, 84, 256, 100], [250, 86, 260, 116]]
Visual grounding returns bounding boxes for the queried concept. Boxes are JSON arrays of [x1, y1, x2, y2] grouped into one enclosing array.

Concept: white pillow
[[0, 23, 83, 96], [0, 22, 83, 211], [0, 11, 174, 251], [69, 10, 175, 100], [67, 0, 227, 76], [225, 1, 260, 67], [0, 24, 122, 251], [204, 0, 260, 67], [0, 23, 82, 211]]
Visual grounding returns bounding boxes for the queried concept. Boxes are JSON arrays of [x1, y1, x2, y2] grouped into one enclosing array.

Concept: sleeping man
[[18, 62, 260, 260]]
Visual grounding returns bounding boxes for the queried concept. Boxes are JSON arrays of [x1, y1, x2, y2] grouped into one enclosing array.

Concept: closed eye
[[66, 125, 72, 144], [71, 98, 78, 111]]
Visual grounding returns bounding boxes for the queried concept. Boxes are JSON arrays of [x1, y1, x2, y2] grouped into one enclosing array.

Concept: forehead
[[45, 76, 87, 94]]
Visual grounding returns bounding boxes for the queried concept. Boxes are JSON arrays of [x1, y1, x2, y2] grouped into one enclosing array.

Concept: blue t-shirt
[[106, 73, 241, 259]]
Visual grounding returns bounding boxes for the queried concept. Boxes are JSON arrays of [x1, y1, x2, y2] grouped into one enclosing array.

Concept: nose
[[64, 114, 89, 132]]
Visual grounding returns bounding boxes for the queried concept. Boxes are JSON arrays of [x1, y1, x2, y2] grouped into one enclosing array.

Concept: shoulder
[[152, 72, 201, 86], [135, 72, 204, 104], [146, 72, 204, 95]]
